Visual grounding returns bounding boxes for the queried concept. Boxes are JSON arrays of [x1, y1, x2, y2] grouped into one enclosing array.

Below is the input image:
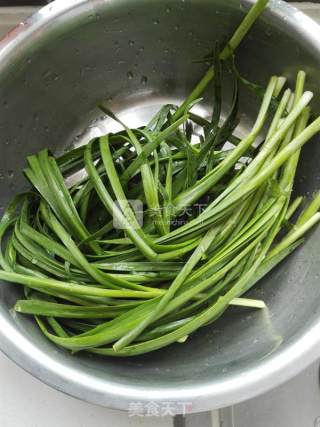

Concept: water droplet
[[164, 49, 169, 54], [26, 58, 32, 64], [42, 69, 59, 84], [166, 7, 171, 13], [139, 46, 144, 52], [188, 31, 193, 37], [128, 40, 135, 46], [152, 67, 157, 73], [265, 27, 272, 37], [127, 71, 133, 80], [153, 18, 160, 25], [0, 173, 4, 180], [7, 170, 14, 178], [31, 258, 38, 265], [141, 76, 148, 85], [174, 25, 180, 31]]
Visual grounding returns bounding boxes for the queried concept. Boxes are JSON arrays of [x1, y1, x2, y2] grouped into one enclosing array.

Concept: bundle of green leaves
[[1, 0, 320, 356]]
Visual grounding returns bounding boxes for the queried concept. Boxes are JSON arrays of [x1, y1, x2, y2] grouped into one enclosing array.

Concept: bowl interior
[[1, 0, 320, 411]]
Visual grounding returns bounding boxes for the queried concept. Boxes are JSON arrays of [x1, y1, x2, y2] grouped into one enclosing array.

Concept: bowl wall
[[1, 0, 320, 412]]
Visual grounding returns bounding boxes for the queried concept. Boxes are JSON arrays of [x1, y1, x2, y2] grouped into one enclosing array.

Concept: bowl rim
[[1, 0, 320, 413]]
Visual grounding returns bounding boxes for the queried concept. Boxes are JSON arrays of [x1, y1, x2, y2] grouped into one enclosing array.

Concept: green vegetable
[[0, 0, 319, 356]]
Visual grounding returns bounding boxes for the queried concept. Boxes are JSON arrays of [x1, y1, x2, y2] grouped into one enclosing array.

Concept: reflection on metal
[[174, 412, 215, 427], [219, 407, 234, 427], [173, 415, 186, 427]]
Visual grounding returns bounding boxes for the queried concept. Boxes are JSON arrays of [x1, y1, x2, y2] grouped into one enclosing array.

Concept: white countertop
[[0, 351, 172, 427]]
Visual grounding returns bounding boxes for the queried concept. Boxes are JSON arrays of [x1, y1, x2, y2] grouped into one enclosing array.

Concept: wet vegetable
[[1, 0, 320, 356]]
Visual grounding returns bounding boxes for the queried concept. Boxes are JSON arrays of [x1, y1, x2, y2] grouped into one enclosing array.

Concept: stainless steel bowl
[[1, 0, 320, 413]]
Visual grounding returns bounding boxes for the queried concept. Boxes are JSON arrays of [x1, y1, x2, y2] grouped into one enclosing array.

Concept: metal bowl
[[1, 0, 320, 413]]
